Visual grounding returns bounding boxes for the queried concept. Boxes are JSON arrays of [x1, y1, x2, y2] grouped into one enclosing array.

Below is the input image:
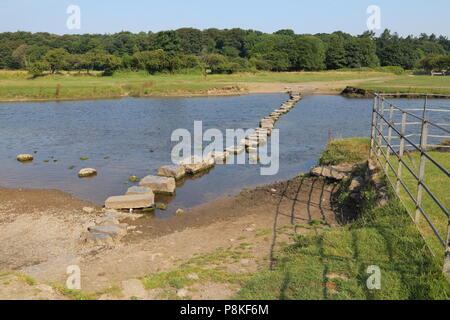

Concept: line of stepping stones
[[83, 91, 302, 245]]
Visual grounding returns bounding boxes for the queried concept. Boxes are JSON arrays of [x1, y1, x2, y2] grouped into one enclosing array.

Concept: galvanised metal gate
[[369, 93, 450, 277]]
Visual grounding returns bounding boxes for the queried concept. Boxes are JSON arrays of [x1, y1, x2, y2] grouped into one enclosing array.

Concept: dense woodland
[[1, 28, 449, 76]]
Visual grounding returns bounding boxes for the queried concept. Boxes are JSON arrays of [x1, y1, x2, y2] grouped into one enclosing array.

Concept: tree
[[132, 49, 169, 74], [28, 61, 49, 77], [274, 29, 295, 36], [202, 54, 234, 74], [12, 44, 30, 69], [420, 54, 450, 72], [378, 43, 421, 69], [325, 36, 346, 69], [262, 52, 290, 71], [289, 35, 326, 71], [152, 31, 181, 56], [177, 28, 204, 55], [344, 38, 379, 68], [44, 48, 68, 73]]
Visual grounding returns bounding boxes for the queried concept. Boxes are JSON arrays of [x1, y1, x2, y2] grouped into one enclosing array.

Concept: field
[[0, 69, 449, 102]]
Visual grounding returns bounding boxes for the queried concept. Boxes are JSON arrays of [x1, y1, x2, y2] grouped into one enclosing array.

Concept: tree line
[[0, 28, 449, 76]]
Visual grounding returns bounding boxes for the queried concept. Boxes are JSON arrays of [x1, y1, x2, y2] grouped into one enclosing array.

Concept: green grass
[[236, 184, 449, 300], [0, 69, 394, 101], [0, 69, 447, 101], [380, 150, 450, 260], [319, 137, 371, 165], [358, 75, 450, 95], [140, 247, 254, 299], [236, 138, 449, 300]]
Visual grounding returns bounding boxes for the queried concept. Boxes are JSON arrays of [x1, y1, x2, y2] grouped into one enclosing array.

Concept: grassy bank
[[236, 138, 449, 300], [1, 69, 448, 101], [381, 150, 450, 261], [357, 76, 450, 96]]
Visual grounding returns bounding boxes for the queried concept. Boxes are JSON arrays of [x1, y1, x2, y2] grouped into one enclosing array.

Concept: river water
[[2, 94, 445, 217]]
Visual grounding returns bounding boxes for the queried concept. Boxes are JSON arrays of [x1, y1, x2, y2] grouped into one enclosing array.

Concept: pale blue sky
[[0, 0, 449, 37]]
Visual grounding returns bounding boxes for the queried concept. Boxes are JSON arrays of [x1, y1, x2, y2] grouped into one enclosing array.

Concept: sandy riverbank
[[0, 174, 340, 299]]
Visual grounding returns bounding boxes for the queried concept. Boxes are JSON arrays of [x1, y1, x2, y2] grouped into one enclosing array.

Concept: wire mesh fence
[[369, 93, 450, 277]]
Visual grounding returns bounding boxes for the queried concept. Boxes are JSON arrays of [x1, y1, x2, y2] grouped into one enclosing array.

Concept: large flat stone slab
[[157, 164, 185, 180], [126, 186, 154, 196], [208, 151, 229, 164], [225, 145, 245, 155], [310, 164, 354, 181], [88, 224, 128, 238], [139, 175, 176, 194], [105, 194, 155, 209], [179, 156, 215, 174]]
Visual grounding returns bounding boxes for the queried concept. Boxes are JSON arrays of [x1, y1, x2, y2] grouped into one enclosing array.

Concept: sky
[[0, 0, 449, 37]]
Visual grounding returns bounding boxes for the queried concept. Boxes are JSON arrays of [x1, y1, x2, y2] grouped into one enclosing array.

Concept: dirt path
[[242, 77, 392, 95], [0, 176, 341, 299]]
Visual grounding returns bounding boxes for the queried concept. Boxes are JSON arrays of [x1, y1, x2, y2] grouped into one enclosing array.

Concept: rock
[[310, 164, 353, 181], [209, 151, 229, 164], [16, 154, 33, 162], [121, 279, 148, 300], [139, 175, 176, 194], [126, 186, 153, 196], [157, 165, 186, 180], [341, 86, 372, 98], [103, 210, 144, 222], [155, 203, 167, 210], [225, 145, 245, 155], [95, 215, 120, 226], [82, 232, 114, 246], [176, 288, 189, 298], [260, 119, 275, 127], [128, 176, 140, 182], [175, 209, 185, 216], [82, 207, 95, 214], [88, 224, 128, 238], [247, 147, 258, 154], [368, 159, 378, 172], [349, 177, 364, 192], [105, 194, 155, 209], [179, 155, 215, 174], [78, 168, 97, 178]]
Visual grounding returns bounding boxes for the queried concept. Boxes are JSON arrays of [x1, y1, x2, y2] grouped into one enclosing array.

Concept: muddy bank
[[0, 175, 341, 296], [341, 86, 450, 99]]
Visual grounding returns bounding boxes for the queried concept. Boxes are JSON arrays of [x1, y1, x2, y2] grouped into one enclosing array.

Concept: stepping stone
[[16, 154, 33, 162], [95, 215, 120, 226], [208, 151, 229, 164], [78, 168, 97, 178], [179, 156, 214, 174], [139, 175, 176, 194], [105, 194, 155, 209], [83, 232, 114, 246], [225, 145, 245, 155], [126, 186, 153, 196], [103, 210, 144, 222], [157, 164, 185, 180], [247, 147, 258, 153], [88, 224, 128, 238]]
